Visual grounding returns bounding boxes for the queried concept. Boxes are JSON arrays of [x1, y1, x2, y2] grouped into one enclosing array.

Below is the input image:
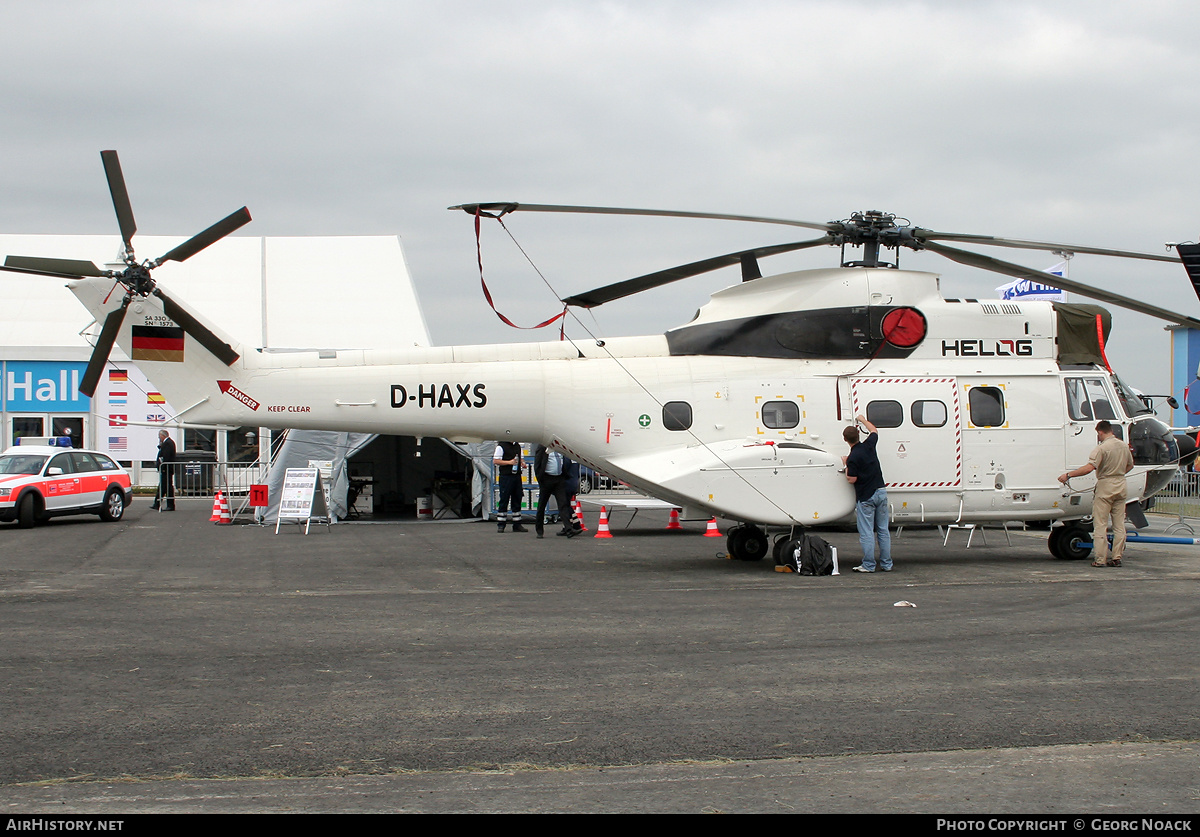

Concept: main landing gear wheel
[[1049, 522, 1092, 560], [727, 524, 769, 561]]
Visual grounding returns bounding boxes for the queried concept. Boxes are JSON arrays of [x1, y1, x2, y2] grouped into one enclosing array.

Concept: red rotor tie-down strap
[[475, 209, 567, 334], [1095, 313, 1112, 373]]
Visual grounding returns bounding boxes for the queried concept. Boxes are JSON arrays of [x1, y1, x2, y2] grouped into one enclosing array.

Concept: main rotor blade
[[923, 240, 1200, 329], [915, 229, 1179, 263], [79, 299, 130, 397], [2, 255, 107, 279], [101, 150, 137, 253], [563, 236, 835, 308], [153, 288, 240, 365], [450, 202, 836, 233], [153, 207, 252, 266]]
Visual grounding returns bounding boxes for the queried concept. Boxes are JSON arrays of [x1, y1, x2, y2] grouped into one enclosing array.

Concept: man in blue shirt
[[844, 414, 892, 573]]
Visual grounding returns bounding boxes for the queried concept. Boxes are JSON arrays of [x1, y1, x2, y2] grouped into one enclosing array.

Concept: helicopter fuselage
[[67, 265, 1179, 529]]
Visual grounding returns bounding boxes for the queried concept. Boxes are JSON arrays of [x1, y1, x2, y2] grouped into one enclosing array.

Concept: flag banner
[[996, 274, 1066, 302], [131, 325, 185, 362]]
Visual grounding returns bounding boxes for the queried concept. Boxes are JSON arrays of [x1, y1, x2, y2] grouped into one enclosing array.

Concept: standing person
[[533, 444, 576, 539], [151, 429, 176, 512], [1058, 420, 1134, 567], [493, 441, 527, 533], [844, 413, 892, 573]]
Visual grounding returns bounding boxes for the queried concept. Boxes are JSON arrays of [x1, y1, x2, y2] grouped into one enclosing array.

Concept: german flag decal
[[131, 325, 185, 362]]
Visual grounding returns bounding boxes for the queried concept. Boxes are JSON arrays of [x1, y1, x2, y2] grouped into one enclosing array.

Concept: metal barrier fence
[[154, 460, 269, 500], [1147, 471, 1200, 535]]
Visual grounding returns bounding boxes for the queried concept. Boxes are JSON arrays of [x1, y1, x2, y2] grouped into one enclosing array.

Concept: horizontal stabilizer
[[1177, 244, 1200, 304]]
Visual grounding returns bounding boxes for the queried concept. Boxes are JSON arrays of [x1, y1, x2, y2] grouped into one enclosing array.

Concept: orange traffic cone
[[665, 508, 683, 530], [573, 498, 589, 531], [217, 492, 232, 525], [594, 506, 613, 538], [703, 517, 722, 537], [209, 491, 223, 522]]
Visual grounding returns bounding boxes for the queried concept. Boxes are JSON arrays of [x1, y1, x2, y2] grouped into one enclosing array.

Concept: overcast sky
[[2, 0, 1198, 399]]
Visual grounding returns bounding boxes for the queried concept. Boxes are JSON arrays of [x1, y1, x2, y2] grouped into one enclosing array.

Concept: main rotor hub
[[119, 262, 156, 297], [833, 210, 917, 268]]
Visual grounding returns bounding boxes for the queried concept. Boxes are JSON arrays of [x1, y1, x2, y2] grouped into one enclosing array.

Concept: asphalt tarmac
[[1, 501, 1198, 814]]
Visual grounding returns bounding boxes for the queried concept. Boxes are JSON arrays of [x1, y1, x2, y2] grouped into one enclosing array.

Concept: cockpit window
[[1110, 373, 1152, 417], [1065, 377, 1120, 421]]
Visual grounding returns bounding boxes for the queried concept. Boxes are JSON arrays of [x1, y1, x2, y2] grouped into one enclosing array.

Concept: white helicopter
[[4, 151, 1198, 564]]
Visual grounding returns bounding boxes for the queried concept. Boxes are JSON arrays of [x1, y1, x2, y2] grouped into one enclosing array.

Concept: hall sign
[[2, 362, 91, 412]]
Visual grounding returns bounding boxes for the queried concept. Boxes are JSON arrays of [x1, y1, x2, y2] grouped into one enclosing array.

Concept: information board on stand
[[276, 467, 331, 534]]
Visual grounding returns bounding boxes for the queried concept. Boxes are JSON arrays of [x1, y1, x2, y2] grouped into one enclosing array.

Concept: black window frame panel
[[761, 400, 800, 429], [910, 400, 948, 428], [968, 386, 1006, 427], [866, 400, 904, 428], [662, 401, 693, 432]]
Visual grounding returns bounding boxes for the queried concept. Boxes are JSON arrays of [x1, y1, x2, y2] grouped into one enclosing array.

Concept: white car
[[0, 446, 133, 528]]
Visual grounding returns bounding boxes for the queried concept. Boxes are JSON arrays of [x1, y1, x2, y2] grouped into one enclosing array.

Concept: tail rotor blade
[[79, 299, 129, 397], [153, 288, 240, 365], [3, 256, 107, 279], [154, 207, 252, 266], [101, 150, 138, 253]]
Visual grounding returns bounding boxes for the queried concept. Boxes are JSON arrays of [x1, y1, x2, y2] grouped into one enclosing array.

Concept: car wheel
[[578, 476, 593, 495], [100, 488, 125, 522], [17, 493, 37, 529]]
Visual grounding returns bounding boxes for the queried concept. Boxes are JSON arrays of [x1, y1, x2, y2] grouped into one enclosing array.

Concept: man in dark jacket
[[533, 444, 576, 539], [151, 429, 176, 511], [844, 414, 891, 572]]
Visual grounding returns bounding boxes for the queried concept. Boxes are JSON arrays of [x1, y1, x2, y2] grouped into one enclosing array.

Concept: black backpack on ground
[[798, 534, 835, 575], [777, 533, 835, 575]]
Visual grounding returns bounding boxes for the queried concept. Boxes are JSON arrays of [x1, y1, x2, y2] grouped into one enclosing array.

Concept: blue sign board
[[2, 362, 92, 412]]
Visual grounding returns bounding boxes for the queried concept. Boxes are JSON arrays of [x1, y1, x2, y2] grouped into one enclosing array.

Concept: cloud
[[1, 0, 1197, 397]]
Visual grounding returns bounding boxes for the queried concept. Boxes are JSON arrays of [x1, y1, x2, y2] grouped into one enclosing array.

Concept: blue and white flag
[[996, 261, 1067, 301]]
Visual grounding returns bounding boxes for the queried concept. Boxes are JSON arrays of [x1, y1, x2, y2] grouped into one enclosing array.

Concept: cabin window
[[968, 387, 1005, 427], [662, 401, 693, 432], [911, 400, 948, 428], [866, 400, 904, 428], [761, 401, 800, 429]]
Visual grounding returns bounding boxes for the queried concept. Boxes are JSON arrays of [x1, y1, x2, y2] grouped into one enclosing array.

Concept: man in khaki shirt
[[1058, 420, 1135, 567]]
